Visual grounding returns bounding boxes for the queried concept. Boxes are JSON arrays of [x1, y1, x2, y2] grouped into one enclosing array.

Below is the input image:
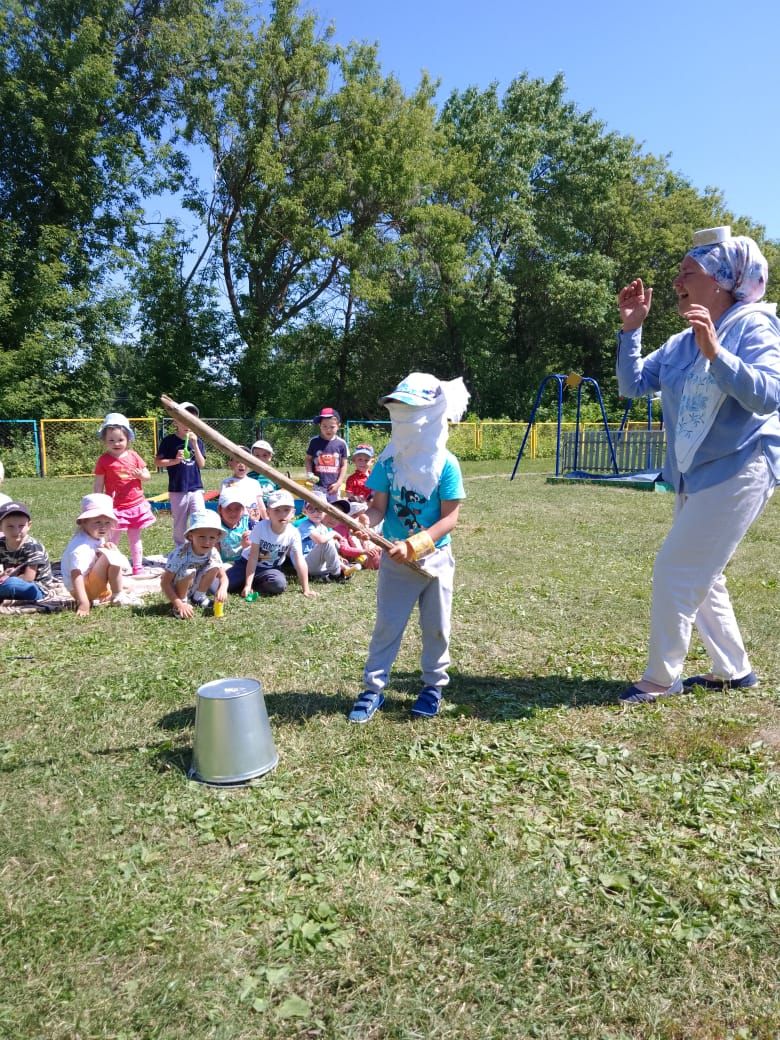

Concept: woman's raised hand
[[618, 279, 653, 331], [684, 304, 720, 361]]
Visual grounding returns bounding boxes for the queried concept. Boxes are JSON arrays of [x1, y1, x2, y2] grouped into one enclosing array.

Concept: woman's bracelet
[[404, 531, 436, 561]]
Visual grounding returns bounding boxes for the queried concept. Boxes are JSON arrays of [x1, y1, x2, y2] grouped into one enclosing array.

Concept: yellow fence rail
[[40, 418, 159, 478], [23, 416, 663, 476]]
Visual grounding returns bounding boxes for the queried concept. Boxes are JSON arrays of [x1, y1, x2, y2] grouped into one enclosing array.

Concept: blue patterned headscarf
[[687, 235, 769, 303]]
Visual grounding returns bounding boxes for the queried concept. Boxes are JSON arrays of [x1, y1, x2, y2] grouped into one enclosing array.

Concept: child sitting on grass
[[61, 493, 139, 616], [217, 486, 253, 564], [331, 499, 381, 570], [221, 448, 267, 520], [227, 489, 315, 598], [345, 443, 375, 502], [249, 440, 278, 504], [297, 493, 357, 582], [0, 501, 55, 602], [160, 512, 228, 620]]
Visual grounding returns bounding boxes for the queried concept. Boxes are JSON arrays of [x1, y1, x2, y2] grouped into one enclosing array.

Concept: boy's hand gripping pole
[[160, 396, 429, 576]]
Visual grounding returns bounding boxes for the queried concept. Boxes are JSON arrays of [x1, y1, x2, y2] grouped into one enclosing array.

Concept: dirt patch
[[756, 726, 780, 750]]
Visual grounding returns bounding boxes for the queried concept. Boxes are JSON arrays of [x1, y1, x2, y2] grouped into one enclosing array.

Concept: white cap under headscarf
[[378, 372, 470, 498]]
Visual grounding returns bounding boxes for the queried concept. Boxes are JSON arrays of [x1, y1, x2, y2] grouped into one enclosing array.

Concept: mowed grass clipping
[[1, 463, 780, 1040]]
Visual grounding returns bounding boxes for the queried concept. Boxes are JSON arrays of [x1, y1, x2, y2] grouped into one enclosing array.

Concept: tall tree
[[0, 0, 211, 415], [179, 0, 441, 414]]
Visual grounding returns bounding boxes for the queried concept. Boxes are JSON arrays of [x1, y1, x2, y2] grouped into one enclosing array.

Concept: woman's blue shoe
[[682, 671, 758, 690]]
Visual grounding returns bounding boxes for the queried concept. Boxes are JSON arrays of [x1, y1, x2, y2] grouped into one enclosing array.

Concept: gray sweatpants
[[363, 545, 454, 695], [305, 539, 341, 578]]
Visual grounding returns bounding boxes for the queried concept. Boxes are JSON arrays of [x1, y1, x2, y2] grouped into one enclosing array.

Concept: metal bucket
[[190, 677, 278, 784]]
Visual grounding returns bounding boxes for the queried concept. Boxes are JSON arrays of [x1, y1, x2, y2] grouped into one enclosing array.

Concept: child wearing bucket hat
[[348, 373, 469, 723], [220, 447, 267, 520], [305, 407, 349, 501], [61, 493, 139, 615], [160, 512, 228, 619], [93, 412, 155, 576], [217, 485, 254, 563]]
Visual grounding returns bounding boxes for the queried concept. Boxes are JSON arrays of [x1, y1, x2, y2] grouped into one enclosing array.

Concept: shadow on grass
[[150, 743, 192, 777], [153, 674, 624, 736], [444, 672, 625, 720], [155, 692, 356, 731]]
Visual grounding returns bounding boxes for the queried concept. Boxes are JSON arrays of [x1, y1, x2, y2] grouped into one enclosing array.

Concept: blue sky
[[304, 0, 780, 241]]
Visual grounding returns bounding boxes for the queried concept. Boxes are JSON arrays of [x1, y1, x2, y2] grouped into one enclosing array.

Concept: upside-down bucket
[[189, 677, 278, 784]]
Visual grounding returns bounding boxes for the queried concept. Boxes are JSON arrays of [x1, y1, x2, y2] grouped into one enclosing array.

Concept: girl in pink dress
[[93, 412, 156, 575]]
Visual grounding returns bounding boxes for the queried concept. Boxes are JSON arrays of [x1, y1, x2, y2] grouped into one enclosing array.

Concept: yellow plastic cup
[[213, 600, 224, 618]]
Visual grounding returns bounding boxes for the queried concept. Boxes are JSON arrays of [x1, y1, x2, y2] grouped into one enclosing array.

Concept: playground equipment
[[510, 373, 666, 487]]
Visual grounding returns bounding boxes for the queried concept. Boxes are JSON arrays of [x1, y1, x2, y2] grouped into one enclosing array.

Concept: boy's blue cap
[[351, 443, 374, 458], [185, 512, 222, 535]]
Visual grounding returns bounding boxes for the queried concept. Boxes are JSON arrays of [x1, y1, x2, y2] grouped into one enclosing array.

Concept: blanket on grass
[[0, 555, 167, 615]]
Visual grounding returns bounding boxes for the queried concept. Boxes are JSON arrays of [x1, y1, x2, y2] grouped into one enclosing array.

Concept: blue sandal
[[348, 690, 385, 724], [411, 685, 441, 718]]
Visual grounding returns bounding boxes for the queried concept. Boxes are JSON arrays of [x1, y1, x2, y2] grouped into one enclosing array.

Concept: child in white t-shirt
[[220, 449, 267, 520], [61, 493, 139, 616], [227, 489, 315, 598]]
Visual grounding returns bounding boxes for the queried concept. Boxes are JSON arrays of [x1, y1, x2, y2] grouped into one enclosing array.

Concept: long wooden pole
[[159, 395, 427, 574]]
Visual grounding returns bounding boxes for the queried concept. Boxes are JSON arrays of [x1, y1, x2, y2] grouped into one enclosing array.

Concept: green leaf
[[598, 873, 632, 893], [276, 995, 311, 1020]]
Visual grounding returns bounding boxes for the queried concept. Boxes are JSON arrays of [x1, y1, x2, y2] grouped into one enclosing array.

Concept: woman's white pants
[[643, 453, 774, 686]]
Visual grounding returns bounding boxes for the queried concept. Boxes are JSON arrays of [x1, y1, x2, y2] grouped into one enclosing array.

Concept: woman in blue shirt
[[616, 227, 780, 704]]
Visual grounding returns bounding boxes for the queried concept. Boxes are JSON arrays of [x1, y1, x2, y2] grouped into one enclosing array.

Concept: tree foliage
[[1, 0, 777, 421], [0, 0, 211, 415]]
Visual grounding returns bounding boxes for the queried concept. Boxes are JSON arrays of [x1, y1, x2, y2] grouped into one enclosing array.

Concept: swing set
[[510, 372, 667, 488]]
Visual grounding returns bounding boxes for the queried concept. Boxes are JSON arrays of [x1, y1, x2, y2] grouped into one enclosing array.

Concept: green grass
[[2, 464, 780, 1039]]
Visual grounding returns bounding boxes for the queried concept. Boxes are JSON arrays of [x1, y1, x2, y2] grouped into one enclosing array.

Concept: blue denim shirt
[[617, 303, 780, 492]]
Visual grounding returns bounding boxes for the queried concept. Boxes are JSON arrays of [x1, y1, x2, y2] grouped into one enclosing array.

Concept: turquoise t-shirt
[[366, 452, 465, 547], [219, 514, 252, 562]]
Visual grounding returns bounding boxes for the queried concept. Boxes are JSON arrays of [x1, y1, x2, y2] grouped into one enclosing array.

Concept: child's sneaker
[[188, 589, 211, 609], [410, 685, 442, 718]]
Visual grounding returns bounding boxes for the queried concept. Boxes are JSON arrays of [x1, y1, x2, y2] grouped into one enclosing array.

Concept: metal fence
[[39, 418, 159, 477], [159, 416, 260, 456], [520, 421, 666, 461], [561, 427, 666, 474], [0, 419, 41, 477], [1, 415, 665, 478]]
